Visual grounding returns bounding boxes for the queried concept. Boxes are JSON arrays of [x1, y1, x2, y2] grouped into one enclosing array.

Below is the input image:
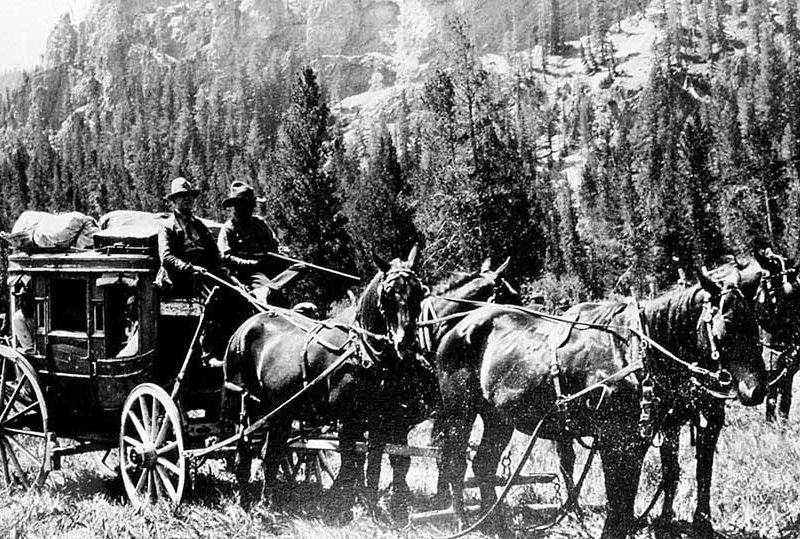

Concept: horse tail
[[220, 313, 266, 430]]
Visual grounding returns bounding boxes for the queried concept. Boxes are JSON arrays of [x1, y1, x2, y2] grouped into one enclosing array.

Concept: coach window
[[50, 278, 87, 332]]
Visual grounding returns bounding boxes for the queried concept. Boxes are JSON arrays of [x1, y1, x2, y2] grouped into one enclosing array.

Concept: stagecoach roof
[[8, 250, 157, 274]]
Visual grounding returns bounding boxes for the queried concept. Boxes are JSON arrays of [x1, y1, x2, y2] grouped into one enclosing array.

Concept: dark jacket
[[217, 215, 280, 281], [156, 210, 221, 295]]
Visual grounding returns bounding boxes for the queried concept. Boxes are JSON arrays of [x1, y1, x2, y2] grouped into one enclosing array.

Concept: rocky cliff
[[70, 0, 541, 99]]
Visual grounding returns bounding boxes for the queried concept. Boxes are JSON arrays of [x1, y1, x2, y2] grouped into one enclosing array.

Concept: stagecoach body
[[1, 246, 230, 500]]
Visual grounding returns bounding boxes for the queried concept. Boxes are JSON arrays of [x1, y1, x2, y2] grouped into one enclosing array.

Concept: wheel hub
[[130, 442, 158, 469]]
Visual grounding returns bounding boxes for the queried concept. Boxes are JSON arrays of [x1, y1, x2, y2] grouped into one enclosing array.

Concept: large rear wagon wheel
[[0, 352, 49, 492], [120, 383, 187, 507]]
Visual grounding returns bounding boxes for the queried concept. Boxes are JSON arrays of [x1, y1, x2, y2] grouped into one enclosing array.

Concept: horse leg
[[765, 379, 778, 423], [235, 436, 254, 507], [260, 421, 291, 505], [332, 420, 365, 496], [598, 434, 647, 539], [556, 439, 578, 511], [365, 425, 387, 505], [778, 373, 794, 422], [439, 410, 475, 531], [693, 409, 723, 539], [472, 408, 513, 530], [654, 424, 680, 532], [430, 413, 451, 508]]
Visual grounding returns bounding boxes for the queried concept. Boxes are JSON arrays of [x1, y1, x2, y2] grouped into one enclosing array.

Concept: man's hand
[[278, 245, 291, 256], [192, 265, 209, 276]]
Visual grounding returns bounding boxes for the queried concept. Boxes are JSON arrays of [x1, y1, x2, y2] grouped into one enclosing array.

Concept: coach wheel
[[120, 383, 187, 507], [0, 352, 50, 492]]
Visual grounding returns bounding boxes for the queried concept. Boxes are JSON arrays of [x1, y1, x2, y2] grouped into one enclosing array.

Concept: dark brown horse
[[434, 266, 765, 539], [643, 254, 799, 538], [364, 258, 521, 510], [752, 251, 800, 423], [221, 247, 426, 503]]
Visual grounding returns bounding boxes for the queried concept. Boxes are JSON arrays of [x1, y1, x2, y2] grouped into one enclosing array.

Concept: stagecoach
[[0, 239, 245, 504]]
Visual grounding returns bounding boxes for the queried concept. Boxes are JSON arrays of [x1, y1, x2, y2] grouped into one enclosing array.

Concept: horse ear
[[406, 244, 420, 269], [373, 251, 390, 273], [696, 266, 721, 297], [494, 257, 510, 276], [480, 257, 492, 273]]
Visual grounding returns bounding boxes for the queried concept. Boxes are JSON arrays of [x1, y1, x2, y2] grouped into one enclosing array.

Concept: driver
[[156, 177, 222, 297]]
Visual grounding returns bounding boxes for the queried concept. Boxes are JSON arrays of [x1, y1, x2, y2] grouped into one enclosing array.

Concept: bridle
[[372, 266, 424, 360]]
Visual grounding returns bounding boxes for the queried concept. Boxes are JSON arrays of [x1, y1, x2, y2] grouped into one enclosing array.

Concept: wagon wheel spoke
[[122, 436, 145, 451], [150, 397, 160, 440], [126, 411, 150, 444], [3, 439, 30, 490], [0, 357, 8, 411], [156, 456, 181, 477], [156, 441, 179, 457], [155, 464, 179, 502], [0, 437, 11, 487], [138, 396, 151, 440], [5, 434, 43, 468], [3, 401, 41, 427], [147, 468, 157, 502], [135, 467, 149, 495], [153, 467, 167, 501], [0, 380, 27, 424], [154, 414, 172, 447]]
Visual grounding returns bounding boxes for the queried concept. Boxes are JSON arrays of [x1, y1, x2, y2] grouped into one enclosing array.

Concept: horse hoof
[[651, 518, 675, 539], [692, 512, 715, 539]]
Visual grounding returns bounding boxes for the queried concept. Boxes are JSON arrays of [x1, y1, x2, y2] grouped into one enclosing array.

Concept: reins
[[428, 294, 735, 393]]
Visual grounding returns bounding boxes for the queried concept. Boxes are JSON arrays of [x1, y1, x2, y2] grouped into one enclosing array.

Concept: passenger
[[11, 284, 35, 354], [156, 177, 222, 297], [117, 294, 139, 358]]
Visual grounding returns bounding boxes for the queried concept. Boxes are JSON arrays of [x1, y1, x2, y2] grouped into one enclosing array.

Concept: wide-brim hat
[[222, 181, 256, 207], [165, 177, 200, 201]]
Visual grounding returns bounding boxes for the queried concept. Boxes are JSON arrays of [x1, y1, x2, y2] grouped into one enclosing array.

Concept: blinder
[[697, 285, 752, 393], [375, 266, 424, 356]]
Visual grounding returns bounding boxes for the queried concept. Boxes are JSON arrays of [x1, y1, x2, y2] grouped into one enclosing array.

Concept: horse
[[220, 246, 426, 505], [633, 254, 800, 538], [752, 251, 800, 423], [434, 265, 766, 539], [363, 257, 521, 512]]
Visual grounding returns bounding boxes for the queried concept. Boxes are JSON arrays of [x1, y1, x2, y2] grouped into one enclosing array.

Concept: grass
[[3, 390, 800, 538]]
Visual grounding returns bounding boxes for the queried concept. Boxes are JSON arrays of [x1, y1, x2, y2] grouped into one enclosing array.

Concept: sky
[[0, 0, 92, 71]]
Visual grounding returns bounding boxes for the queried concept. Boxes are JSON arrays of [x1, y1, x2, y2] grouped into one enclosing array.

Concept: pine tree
[[267, 67, 353, 311]]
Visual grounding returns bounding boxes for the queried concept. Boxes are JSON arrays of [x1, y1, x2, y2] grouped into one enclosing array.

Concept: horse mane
[[356, 270, 387, 334], [642, 284, 704, 357]]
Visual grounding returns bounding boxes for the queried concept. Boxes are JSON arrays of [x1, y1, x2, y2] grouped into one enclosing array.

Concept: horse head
[[696, 266, 766, 406], [367, 245, 425, 360]]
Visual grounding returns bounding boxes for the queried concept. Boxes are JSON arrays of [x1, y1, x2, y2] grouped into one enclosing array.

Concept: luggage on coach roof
[[94, 210, 223, 252], [6, 210, 99, 251]]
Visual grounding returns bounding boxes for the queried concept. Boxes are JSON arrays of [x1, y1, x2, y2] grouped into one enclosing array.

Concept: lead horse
[[434, 265, 766, 539], [221, 246, 426, 504]]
